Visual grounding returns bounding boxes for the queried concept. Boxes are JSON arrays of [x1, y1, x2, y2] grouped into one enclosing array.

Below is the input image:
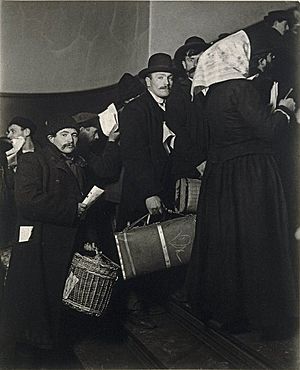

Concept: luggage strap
[[123, 232, 137, 277], [156, 224, 171, 269]]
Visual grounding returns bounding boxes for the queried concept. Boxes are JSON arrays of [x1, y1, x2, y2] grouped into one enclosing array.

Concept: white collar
[[148, 90, 165, 105]]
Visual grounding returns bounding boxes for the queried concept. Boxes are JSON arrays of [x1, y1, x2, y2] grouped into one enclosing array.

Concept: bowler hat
[[174, 36, 209, 63], [138, 53, 177, 79], [72, 112, 100, 129], [117, 73, 145, 103], [46, 116, 79, 135], [8, 116, 37, 134]]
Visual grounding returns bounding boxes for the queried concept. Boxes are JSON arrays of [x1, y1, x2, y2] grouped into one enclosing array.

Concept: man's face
[[7, 124, 27, 140], [145, 72, 173, 98], [48, 128, 78, 154], [79, 126, 99, 145], [273, 19, 289, 35], [182, 53, 202, 78]]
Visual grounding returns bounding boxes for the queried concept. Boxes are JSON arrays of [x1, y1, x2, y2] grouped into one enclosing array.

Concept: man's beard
[[187, 67, 196, 78]]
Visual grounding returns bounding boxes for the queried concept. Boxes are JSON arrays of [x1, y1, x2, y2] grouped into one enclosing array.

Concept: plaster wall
[[1, 1, 150, 93], [149, 1, 295, 57]]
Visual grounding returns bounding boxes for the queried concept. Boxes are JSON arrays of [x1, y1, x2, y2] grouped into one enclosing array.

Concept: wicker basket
[[63, 251, 120, 317]]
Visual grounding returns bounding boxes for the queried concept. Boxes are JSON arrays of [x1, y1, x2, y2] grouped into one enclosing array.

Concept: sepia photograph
[[0, 1, 299, 369]]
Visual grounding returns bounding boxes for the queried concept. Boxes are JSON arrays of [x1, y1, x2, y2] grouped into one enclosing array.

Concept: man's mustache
[[188, 67, 196, 74], [62, 143, 74, 149]]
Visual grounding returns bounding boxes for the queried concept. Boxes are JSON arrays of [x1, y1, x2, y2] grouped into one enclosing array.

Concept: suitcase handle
[[125, 213, 151, 230], [126, 209, 185, 231]]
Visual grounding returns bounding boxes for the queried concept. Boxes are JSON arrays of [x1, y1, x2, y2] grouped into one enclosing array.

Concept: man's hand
[[145, 196, 163, 215], [279, 97, 296, 112], [77, 202, 87, 218], [108, 124, 120, 142]]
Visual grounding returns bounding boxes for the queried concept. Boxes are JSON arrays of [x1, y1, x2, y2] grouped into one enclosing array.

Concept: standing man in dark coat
[[0, 116, 89, 363], [117, 53, 177, 228], [167, 37, 209, 179], [74, 113, 121, 262], [116, 53, 179, 327]]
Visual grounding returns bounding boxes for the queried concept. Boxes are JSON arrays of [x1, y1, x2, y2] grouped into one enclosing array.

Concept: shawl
[[191, 30, 251, 96]]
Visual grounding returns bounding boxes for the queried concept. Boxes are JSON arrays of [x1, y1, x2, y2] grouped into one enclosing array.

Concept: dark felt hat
[[138, 53, 177, 79], [264, 10, 290, 26], [174, 36, 209, 63], [8, 116, 37, 134], [72, 112, 100, 129], [46, 116, 79, 135], [117, 73, 145, 103]]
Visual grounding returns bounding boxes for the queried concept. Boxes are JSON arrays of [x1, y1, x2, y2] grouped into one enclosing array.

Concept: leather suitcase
[[114, 214, 196, 280], [175, 178, 201, 214]]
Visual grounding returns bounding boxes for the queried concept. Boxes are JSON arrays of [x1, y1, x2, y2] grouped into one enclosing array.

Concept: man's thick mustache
[[188, 67, 196, 74], [62, 144, 74, 149]]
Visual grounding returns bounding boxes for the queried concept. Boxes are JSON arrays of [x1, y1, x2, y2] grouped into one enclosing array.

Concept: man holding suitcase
[[117, 53, 178, 328]]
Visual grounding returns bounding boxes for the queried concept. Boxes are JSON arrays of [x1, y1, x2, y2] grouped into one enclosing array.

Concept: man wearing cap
[[245, 10, 291, 54], [73, 112, 121, 261], [73, 112, 121, 185], [245, 9, 292, 90], [3, 117, 38, 251], [6, 116, 37, 171], [0, 116, 90, 363], [167, 37, 209, 180]]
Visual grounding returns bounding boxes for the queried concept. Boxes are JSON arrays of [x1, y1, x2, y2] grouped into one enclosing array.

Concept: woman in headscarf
[[186, 30, 298, 340]]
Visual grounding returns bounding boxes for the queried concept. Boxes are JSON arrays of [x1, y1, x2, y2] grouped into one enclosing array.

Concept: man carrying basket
[[0, 116, 106, 366]]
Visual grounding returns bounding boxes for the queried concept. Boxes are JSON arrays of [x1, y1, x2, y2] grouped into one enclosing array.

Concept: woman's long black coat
[[185, 79, 298, 330], [0, 144, 85, 348]]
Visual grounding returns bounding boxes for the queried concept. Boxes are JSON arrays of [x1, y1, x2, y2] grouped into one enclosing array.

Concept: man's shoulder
[[17, 148, 47, 172], [123, 91, 151, 110], [120, 92, 154, 119], [19, 147, 44, 162]]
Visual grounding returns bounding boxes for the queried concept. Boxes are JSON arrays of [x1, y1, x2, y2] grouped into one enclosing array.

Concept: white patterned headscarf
[[191, 30, 251, 96]]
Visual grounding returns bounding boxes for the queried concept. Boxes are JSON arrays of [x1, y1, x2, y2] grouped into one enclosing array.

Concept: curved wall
[[1, 1, 150, 93]]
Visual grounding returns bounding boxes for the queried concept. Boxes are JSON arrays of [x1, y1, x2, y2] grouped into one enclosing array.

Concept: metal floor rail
[[168, 300, 287, 369]]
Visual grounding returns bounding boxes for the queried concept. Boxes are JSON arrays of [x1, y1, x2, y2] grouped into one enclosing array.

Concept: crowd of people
[[0, 6, 299, 368]]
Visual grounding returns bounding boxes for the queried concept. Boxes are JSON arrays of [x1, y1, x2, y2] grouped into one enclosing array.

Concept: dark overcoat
[[166, 77, 207, 179], [117, 91, 174, 229], [0, 144, 86, 348]]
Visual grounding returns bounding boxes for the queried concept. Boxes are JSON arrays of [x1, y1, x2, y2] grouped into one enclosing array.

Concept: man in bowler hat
[[118, 53, 177, 226], [117, 53, 179, 328]]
